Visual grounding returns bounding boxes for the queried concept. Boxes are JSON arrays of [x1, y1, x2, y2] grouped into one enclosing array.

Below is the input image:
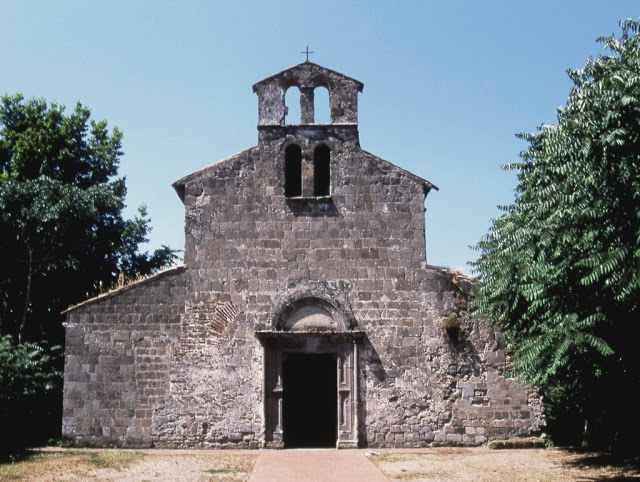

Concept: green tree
[[0, 334, 62, 452], [0, 94, 177, 345], [472, 20, 640, 449], [0, 94, 177, 450]]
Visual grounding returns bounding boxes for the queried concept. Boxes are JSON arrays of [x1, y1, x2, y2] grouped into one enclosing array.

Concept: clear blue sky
[[2, 1, 637, 274]]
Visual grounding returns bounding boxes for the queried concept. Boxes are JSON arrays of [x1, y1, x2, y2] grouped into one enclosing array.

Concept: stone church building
[[62, 62, 543, 448]]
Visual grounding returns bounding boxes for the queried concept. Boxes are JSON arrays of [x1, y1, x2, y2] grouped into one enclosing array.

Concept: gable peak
[[253, 62, 363, 126]]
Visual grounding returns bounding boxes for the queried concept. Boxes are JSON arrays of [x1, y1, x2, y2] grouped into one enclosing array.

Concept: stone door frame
[[257, 332, 362, 448]]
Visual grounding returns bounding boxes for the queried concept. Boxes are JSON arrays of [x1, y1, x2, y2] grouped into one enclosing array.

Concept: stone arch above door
[[281, 303, 334, 331], [271, 291, 357, 333]]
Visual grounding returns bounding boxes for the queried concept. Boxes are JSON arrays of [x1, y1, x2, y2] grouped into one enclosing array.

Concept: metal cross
[[301, 46, 315, 61]]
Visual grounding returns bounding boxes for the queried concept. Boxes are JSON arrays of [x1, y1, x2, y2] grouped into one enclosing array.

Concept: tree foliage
[[471, 20, 640, 449], [0, 94, 177, 345], [0, 94, 177, 450], [0, 334, 63, 453], [0, 334, 62, 401]]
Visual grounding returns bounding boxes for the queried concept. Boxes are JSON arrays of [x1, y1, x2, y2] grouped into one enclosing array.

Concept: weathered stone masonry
[[62, 268, 185, 447], [62, 61, 543, 448]]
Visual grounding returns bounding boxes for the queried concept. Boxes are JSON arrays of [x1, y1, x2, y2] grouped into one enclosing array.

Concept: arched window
[[313, 86, 330, 124], [285, 144, 302, 197], [314, 145, 330, 196], [284, 86, 301, 125]]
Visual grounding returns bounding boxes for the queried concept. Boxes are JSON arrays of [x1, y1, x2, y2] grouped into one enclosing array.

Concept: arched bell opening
[[313, 85, 331, 124], [313, 144, 331, 197], [284, 86, 301, 125], [284, 144, 302, 197]]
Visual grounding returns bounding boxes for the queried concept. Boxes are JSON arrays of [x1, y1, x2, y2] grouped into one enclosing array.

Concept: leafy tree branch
[[471, 19, 640, 449]]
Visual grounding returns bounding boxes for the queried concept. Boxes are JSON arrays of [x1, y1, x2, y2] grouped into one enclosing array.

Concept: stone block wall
[[63, 62, 544, 448], [359, 267, 544, 446], [63, 128, 544, 447], [62, 267, 186, 447], [146, 126, 544, 448]]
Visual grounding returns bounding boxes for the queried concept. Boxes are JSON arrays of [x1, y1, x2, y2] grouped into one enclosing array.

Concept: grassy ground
[[0, 449, 258, 481], [368, 447, 640, 481]]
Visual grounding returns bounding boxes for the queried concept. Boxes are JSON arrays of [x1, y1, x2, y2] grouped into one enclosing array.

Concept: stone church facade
[[62, 62, 543, 448]]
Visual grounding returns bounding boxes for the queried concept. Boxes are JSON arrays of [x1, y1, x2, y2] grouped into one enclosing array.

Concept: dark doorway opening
[[283, 353, 337, 448]]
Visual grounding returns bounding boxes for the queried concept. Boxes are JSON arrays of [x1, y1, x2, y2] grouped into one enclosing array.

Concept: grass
[[369, 453, 454, 480], [369, 448, 640, 481], [1, 449, 259, 481], [368, 453, 404, 464], [0, 449, 144, 480], [201, 453, 258, 479], [204, 467, 232, 474], [367, 453, 449, 480], [87, 450, 144, 470]]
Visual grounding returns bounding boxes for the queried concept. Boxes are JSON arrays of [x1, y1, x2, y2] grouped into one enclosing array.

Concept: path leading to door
[[249, 449, 388, 481]]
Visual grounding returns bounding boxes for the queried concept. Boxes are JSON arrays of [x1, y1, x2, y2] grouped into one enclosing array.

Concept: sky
[[1, 1, 638, 274]]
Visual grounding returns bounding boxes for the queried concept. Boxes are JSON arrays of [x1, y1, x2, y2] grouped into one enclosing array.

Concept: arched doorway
[[256, 295, 363, 448]]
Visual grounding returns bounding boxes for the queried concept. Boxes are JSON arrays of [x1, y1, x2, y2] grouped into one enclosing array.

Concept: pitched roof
[[252, 61, 364, 92], [172, 146, 258, 202], [360, 149, 439, 193], [61, 265, 186, 314]]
